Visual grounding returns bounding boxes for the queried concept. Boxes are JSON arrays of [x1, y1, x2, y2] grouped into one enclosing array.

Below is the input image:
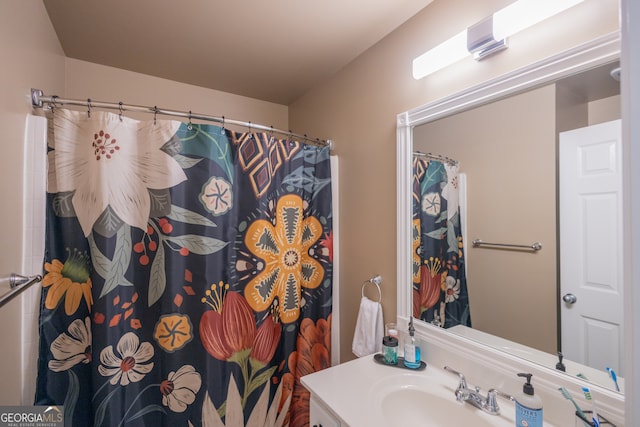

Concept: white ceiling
[[43, 0, 434, 105]]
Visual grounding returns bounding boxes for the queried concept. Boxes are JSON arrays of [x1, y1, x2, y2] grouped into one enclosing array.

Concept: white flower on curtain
[[47, 108, 187, 237], [98, 332, 154, 386], [200, 176, 233, 216], [422, 192, 441, 217], [444, 275, 461, 303], [160, 365, 202, 413], [48, 317, 92, 372], [441, 163, 460, 221]]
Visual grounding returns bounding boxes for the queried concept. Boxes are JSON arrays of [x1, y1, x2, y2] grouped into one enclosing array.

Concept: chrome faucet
[[443, 366, 515, 415]]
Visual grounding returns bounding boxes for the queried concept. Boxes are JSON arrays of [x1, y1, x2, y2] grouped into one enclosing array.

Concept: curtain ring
[[187, 110, 193, 130], [87, 98, 92, 118], [118, 101, 124, 121], [49, 95, 58, 112]]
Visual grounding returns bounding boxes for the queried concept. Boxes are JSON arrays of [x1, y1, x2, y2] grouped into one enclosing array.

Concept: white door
[[559, 119, 623, 374]]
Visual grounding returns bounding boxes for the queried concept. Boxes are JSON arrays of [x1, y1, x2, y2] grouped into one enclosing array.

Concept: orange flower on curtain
[[200, 283, 283, 409], [200, 283, 256, 360], [243, 194, 324, 324], [281, 315, 331, 427], [199, 284, 282, 366], [414, 258, 446, 317]]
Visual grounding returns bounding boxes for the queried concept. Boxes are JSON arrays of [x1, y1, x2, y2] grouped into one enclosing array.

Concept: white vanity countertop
[[301, 355, 530, 427]]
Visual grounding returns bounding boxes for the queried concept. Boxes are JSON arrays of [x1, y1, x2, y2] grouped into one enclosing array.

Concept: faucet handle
[[486, 389, 515, 415], [443, 366, 467, 390]]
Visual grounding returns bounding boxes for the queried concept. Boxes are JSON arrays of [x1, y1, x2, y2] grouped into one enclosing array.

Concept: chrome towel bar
[[472, 239, 542, 252], [0, 273, 43, 309]]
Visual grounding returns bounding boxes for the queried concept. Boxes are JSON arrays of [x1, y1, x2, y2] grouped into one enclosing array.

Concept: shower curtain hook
[[269, 125, 274, 142], [118, 101, 124, 121], [49, 95, 58, 112], [153, 106, 158, 126], [220, 116, 225, 135], [187, 110, 193, 130], [87, 98, 92, 118]]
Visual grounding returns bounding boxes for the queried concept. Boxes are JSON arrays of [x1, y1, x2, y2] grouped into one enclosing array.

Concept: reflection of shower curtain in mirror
[[412, 158, 470, 328]]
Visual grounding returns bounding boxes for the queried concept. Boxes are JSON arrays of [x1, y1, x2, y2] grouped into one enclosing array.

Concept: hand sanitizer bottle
[[403, 317, 421, 369], [515, 373, 543, 427]]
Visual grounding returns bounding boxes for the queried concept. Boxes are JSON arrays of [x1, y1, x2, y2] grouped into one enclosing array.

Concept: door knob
[[562, 293, 577, 304]]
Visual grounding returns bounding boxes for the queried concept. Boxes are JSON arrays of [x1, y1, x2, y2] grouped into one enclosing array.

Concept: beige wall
[[289, 0, 619, 362], [0, 1, 65, 404], [414, 85, 558, 353], [590, 95, 622, 124], [64, 59, 288, 129]]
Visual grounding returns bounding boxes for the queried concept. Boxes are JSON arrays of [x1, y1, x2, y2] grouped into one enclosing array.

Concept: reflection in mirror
[[399, 35, 624, 394], [411, 153, 471, 329]]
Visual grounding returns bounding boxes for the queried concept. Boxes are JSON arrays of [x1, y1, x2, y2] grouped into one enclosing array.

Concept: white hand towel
[[351, 296, 383, 357]]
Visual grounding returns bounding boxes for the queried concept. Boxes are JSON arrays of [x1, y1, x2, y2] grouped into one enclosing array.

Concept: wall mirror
[[397, 32, 623, 394]]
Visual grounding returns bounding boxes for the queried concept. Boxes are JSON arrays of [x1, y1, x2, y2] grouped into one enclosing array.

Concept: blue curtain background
[[35, 109, 333, 427], [412, 157, 470, 328]]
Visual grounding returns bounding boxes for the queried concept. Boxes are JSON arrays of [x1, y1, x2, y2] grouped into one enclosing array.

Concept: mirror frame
[[396, 31, 621, 380]]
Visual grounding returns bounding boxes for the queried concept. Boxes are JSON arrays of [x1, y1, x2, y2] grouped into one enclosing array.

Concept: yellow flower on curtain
[[153, 313, 193, 353], [412, 218, 421, 285], [243, 194, 324, 324], [42, 249, 93, 316]]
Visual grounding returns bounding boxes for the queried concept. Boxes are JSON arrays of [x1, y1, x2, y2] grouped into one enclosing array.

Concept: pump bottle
[[515, 373, 543, 427], [403, 316, 421, 369]]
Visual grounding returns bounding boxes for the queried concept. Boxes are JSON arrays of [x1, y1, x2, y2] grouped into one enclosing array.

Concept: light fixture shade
[[412, 29, 468, 80], [493, 0, 585, 41], [412, 0, 585, 80]]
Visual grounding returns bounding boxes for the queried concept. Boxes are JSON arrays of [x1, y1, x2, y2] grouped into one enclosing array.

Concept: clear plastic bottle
[[403, 317, 421, 369]]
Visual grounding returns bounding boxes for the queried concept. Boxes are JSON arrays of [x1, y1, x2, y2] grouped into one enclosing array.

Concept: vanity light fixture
[[412, 0, 585, 79]]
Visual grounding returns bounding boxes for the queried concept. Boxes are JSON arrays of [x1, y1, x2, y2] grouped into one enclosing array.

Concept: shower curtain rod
[[30, 89, 332, 149], [413, 151, 459, 166], [0, 274, 42, 309]]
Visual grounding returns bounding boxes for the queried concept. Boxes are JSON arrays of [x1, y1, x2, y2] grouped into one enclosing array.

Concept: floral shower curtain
[[35, 108, 333, 427], [412, 157, 470, 328]]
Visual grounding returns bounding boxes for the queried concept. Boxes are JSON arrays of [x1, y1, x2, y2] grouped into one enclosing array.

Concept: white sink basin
[[369, 371, 515, 427]]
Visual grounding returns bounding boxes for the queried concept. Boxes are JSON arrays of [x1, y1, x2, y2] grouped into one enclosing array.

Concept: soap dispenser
[[403, 316, 421, 369], [515, 373, 543, 427]]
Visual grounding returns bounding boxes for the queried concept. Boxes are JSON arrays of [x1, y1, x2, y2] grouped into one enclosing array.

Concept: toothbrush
[[606, 367, 620, 392], [582, 387, 600, 427], [576, 373, 589, 381], [558, 387, 587, 420]]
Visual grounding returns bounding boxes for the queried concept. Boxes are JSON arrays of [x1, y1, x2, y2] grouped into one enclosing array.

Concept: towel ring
[[361, 275, 382, 303]]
